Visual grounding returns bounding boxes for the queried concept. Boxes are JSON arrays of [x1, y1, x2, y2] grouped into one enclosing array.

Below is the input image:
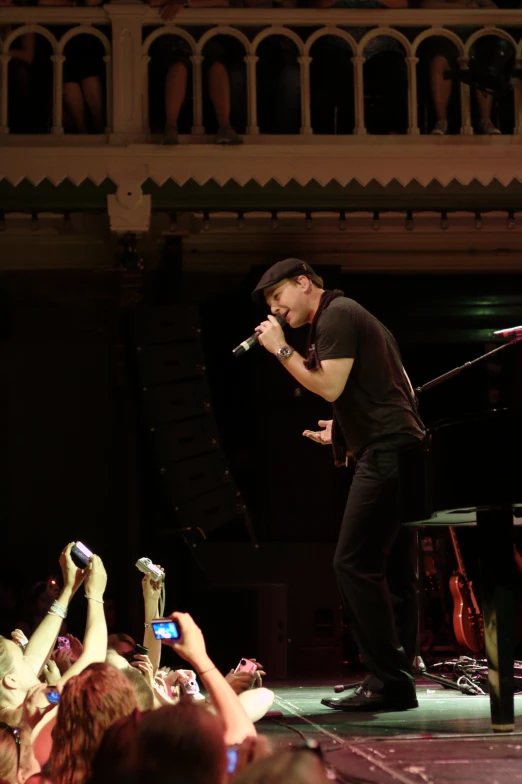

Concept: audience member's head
[[0, 636, 39, 709], [49, 662, 138, 784], [105, 647, 131, 671], [121, 667, 154, 712], [107, 634, 135, 658], [89, 710, 141, 783], [0, 723, 19, 784], [90, 702, 227, 784], [233, 749, 332, 784]]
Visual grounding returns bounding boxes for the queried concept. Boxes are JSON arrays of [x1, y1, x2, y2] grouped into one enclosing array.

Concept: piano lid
[[400, 408, 522, 525]]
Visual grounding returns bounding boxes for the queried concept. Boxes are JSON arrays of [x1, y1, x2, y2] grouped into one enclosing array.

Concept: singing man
[[252, 258, 425, 712]]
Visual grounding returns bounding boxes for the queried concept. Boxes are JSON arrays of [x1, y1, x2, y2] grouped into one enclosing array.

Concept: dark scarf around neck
[[303, 289, 348, 467]]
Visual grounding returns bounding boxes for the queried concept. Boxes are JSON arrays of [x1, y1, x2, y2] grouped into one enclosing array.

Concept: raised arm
[[57, 554, 108, 685], [142, 571, 163, 674], [24, 543, 85, 676], [162, 612, 256, 744]]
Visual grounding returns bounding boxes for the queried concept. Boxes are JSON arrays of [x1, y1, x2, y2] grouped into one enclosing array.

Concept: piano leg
[[476, 507, 515, 732]]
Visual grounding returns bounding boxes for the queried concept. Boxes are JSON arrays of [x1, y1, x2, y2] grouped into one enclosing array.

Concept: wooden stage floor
[[256, 680, 522, 783]]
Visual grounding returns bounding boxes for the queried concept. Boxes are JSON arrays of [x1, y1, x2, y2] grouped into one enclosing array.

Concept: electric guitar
[[448, 527, 484, 655]]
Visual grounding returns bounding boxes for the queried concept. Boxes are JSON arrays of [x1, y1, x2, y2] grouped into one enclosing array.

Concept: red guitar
[[448, 527, 484, 655]]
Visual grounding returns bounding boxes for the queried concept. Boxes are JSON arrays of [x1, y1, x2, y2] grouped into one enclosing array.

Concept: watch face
[[278, 346, 292, 359]]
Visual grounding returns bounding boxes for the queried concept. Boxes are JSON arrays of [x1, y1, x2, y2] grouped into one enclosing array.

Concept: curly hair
[[49, 662, 138, 784]]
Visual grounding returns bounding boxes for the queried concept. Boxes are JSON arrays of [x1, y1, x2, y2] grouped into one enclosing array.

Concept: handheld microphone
[[493, 326, 522, 338], [232, 313, 286, 357]]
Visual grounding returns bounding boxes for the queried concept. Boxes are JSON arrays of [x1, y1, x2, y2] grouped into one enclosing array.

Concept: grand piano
[[400, 407, 521, 732]]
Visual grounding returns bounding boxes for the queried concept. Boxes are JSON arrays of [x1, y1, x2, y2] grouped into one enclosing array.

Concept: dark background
[[1, 262, 522, 673]]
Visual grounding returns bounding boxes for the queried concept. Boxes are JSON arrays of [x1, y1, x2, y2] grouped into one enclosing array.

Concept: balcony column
[[405, 55, 420, 135], [298, 55, 313, 135], [103, 54, 113, 133], [352, 55, 366, 135], [458, 56, 473, 135], [244, 54, 259, 135], [190, 54, 205, 135], [514, 60, 522, 134], [51, 54, 65, 134], [141, 54, 150, 134], [106, 2, 148, 142], [0, 54, 10, 134]]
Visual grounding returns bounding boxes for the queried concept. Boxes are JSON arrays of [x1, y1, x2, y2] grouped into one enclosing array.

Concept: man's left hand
[[255, 315, 286, 355]]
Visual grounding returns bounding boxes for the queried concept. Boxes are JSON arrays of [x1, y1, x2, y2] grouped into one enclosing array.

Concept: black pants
[[333, 442, 418, 698]]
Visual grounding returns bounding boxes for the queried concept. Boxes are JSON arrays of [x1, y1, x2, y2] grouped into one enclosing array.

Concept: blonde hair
[[0, 638, 15, 706]]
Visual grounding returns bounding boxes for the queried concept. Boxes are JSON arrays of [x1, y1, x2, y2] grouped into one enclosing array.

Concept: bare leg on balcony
[[476, 88, 500, 135], [163, 61, 188, 144], [429, 55, 451, 135], [82, 75, 105, 133], [63, 81, 88, 133], [209, 60, 242, 144]]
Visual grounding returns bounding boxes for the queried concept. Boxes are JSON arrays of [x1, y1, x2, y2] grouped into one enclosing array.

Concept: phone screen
[[46, 689, 61, 704], [226, 748, 238, 774], [151, 620, 180, 640]]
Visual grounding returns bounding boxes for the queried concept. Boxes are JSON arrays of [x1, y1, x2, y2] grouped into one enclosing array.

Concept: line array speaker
[[134, 304, 256, 543]]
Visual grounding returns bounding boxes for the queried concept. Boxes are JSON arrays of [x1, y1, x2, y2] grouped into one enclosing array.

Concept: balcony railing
[[1, 3, 522, 141]]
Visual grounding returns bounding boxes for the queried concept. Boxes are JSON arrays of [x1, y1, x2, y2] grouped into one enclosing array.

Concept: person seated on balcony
[[420, 0, 501, 135], [148, 0, 243, 144], [0, 0, 36, 133], [37, 0, 106, 134]]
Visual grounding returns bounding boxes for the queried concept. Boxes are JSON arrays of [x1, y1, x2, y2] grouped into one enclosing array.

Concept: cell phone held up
[[121, 644, 149, 663], [70, 541, 93, 568], [151, 619, 181, 641], [57, 637, 70, 651], [45, 687, 60, 705]]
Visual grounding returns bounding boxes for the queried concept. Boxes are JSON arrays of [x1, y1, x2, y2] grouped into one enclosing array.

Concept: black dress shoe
[[321, 689, 418, 712]]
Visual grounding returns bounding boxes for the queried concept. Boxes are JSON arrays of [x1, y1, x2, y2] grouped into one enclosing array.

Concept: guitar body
[[449, 573, 483, 654]]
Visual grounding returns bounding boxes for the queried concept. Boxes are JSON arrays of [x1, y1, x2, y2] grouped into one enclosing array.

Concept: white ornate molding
[[1, 141, 522, 190]]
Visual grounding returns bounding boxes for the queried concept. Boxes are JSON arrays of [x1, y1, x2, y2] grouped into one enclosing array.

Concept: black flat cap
[[252, 258, 316, 304]]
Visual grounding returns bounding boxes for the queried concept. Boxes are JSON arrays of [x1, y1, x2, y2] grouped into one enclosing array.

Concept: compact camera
[[71, 542, 93, 568], [234, 658, 258, 676], [135, 558, 165, 582], [151, 619, 181, 641]]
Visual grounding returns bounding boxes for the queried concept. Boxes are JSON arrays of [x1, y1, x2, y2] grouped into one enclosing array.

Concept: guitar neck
[[449, 526, 468, 579]]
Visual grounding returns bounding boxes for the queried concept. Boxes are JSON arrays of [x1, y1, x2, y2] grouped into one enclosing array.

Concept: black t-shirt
[[315, 297, 425, 456]]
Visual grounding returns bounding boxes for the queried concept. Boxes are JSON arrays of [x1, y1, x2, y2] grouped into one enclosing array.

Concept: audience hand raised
[[59, 542, 86, 596], [84, 554, 107, 601], [142, 568, 163, 603], [160, 612, 210, 671]]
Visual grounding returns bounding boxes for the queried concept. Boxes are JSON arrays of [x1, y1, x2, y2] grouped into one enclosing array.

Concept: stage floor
[[257, 680, 522, 783]]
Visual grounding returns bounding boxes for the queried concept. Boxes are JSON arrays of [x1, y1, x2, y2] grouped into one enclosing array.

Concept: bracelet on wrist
[[198, 666, 217, 677], [85, 595, 104, 604], [144, 623, 151, 628], [48, 600, 67, 620]]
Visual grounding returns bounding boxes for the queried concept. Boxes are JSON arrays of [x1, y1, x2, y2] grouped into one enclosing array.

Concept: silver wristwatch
[[276, 345, 294, 362]]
